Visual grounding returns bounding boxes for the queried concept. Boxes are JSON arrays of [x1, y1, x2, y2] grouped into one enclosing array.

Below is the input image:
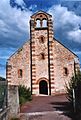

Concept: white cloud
[[15, 0, 27, 10], [48, 5, 81, 43], [15, 0, 25, 6], [29, 4, 37, 11], [74, 51, 81, 55], [0, 0, 33, 77], [67, 29, 81, 43], [0, 0, 32, 38]]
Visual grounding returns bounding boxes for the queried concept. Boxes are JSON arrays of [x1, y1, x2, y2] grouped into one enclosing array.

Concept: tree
[[0, 77, 7, 109], [0, 77, 5, 81], [66, 72, 81, 119]]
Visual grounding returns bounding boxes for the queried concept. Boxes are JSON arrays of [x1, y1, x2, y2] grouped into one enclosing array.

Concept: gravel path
[[20, 95, 72, 120]]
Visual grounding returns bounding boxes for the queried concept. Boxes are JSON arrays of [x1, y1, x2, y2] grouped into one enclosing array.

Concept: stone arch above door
[[37, 77, 48, 84]]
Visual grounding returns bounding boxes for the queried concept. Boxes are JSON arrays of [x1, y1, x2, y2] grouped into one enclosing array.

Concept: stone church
[[7, 11, 80, 96]]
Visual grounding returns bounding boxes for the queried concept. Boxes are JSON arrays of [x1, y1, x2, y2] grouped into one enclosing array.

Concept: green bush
[[18, 85, 32, 105], [66, 72, 81, 119]]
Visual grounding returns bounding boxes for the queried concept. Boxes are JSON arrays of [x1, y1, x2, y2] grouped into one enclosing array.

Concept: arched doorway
[[39, 80, 48, 95]]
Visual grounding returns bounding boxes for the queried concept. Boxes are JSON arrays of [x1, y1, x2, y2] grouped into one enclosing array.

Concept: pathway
[[20, 95, 72, 120]]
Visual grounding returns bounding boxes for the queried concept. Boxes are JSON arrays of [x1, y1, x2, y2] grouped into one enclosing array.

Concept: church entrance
[[39, 80, 48, 95]]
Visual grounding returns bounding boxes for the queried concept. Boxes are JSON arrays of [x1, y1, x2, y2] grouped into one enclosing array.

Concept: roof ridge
[[31, 10, 52, 17]]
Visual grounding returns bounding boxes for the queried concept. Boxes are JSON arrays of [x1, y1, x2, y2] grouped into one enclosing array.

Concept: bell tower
[[30, 11, 54, 95]]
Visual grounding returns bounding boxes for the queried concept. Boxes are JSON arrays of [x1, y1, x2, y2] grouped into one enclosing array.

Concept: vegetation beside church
[[0, 76, 5, 81], [66, 71, 81, 119], [0, 77, 7, 109], [18, 85, 32, 105]]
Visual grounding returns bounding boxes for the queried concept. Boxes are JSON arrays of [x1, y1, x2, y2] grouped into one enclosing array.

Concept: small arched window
[[40, 53, 45, 60], [39, 36, 45, 43], [18, 69, 23, 78], [42, 19, 47, 27], [36, 19, 40, 28], [64, 67, 68, 76]]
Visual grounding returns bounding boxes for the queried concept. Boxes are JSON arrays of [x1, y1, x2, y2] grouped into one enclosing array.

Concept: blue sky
[[0, 0, 81, 78]]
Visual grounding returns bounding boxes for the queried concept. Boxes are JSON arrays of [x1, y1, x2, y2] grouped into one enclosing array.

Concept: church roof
[[31, 10, 52, 18]]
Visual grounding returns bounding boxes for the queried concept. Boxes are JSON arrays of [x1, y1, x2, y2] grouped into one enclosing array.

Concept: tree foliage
[[66, 72, 81, 119], [0, 77, 5, 81], [0, 77, 7, 109]]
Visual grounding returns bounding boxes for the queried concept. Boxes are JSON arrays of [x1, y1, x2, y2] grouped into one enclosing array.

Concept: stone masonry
[[6, 11, 80, 116]]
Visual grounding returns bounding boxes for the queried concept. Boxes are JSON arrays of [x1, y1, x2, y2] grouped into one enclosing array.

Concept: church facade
[[6, 11, 80, 96]]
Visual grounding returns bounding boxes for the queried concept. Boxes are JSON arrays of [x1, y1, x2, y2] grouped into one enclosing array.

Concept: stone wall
[[7, 41, 31, 88], [7, 41, 31, 117], [51, 39, 77, 94], [8, 85, 20, 117], [30, 11, 54, 95], [31, 29, 49, 95]]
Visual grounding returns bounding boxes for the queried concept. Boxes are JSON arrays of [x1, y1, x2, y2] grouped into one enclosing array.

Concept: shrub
[[18, 85, 32, 105], [10, 117, 19, 120]]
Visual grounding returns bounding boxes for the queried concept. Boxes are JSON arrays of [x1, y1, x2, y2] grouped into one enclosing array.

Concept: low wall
[[8, 85, 20, 118]]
